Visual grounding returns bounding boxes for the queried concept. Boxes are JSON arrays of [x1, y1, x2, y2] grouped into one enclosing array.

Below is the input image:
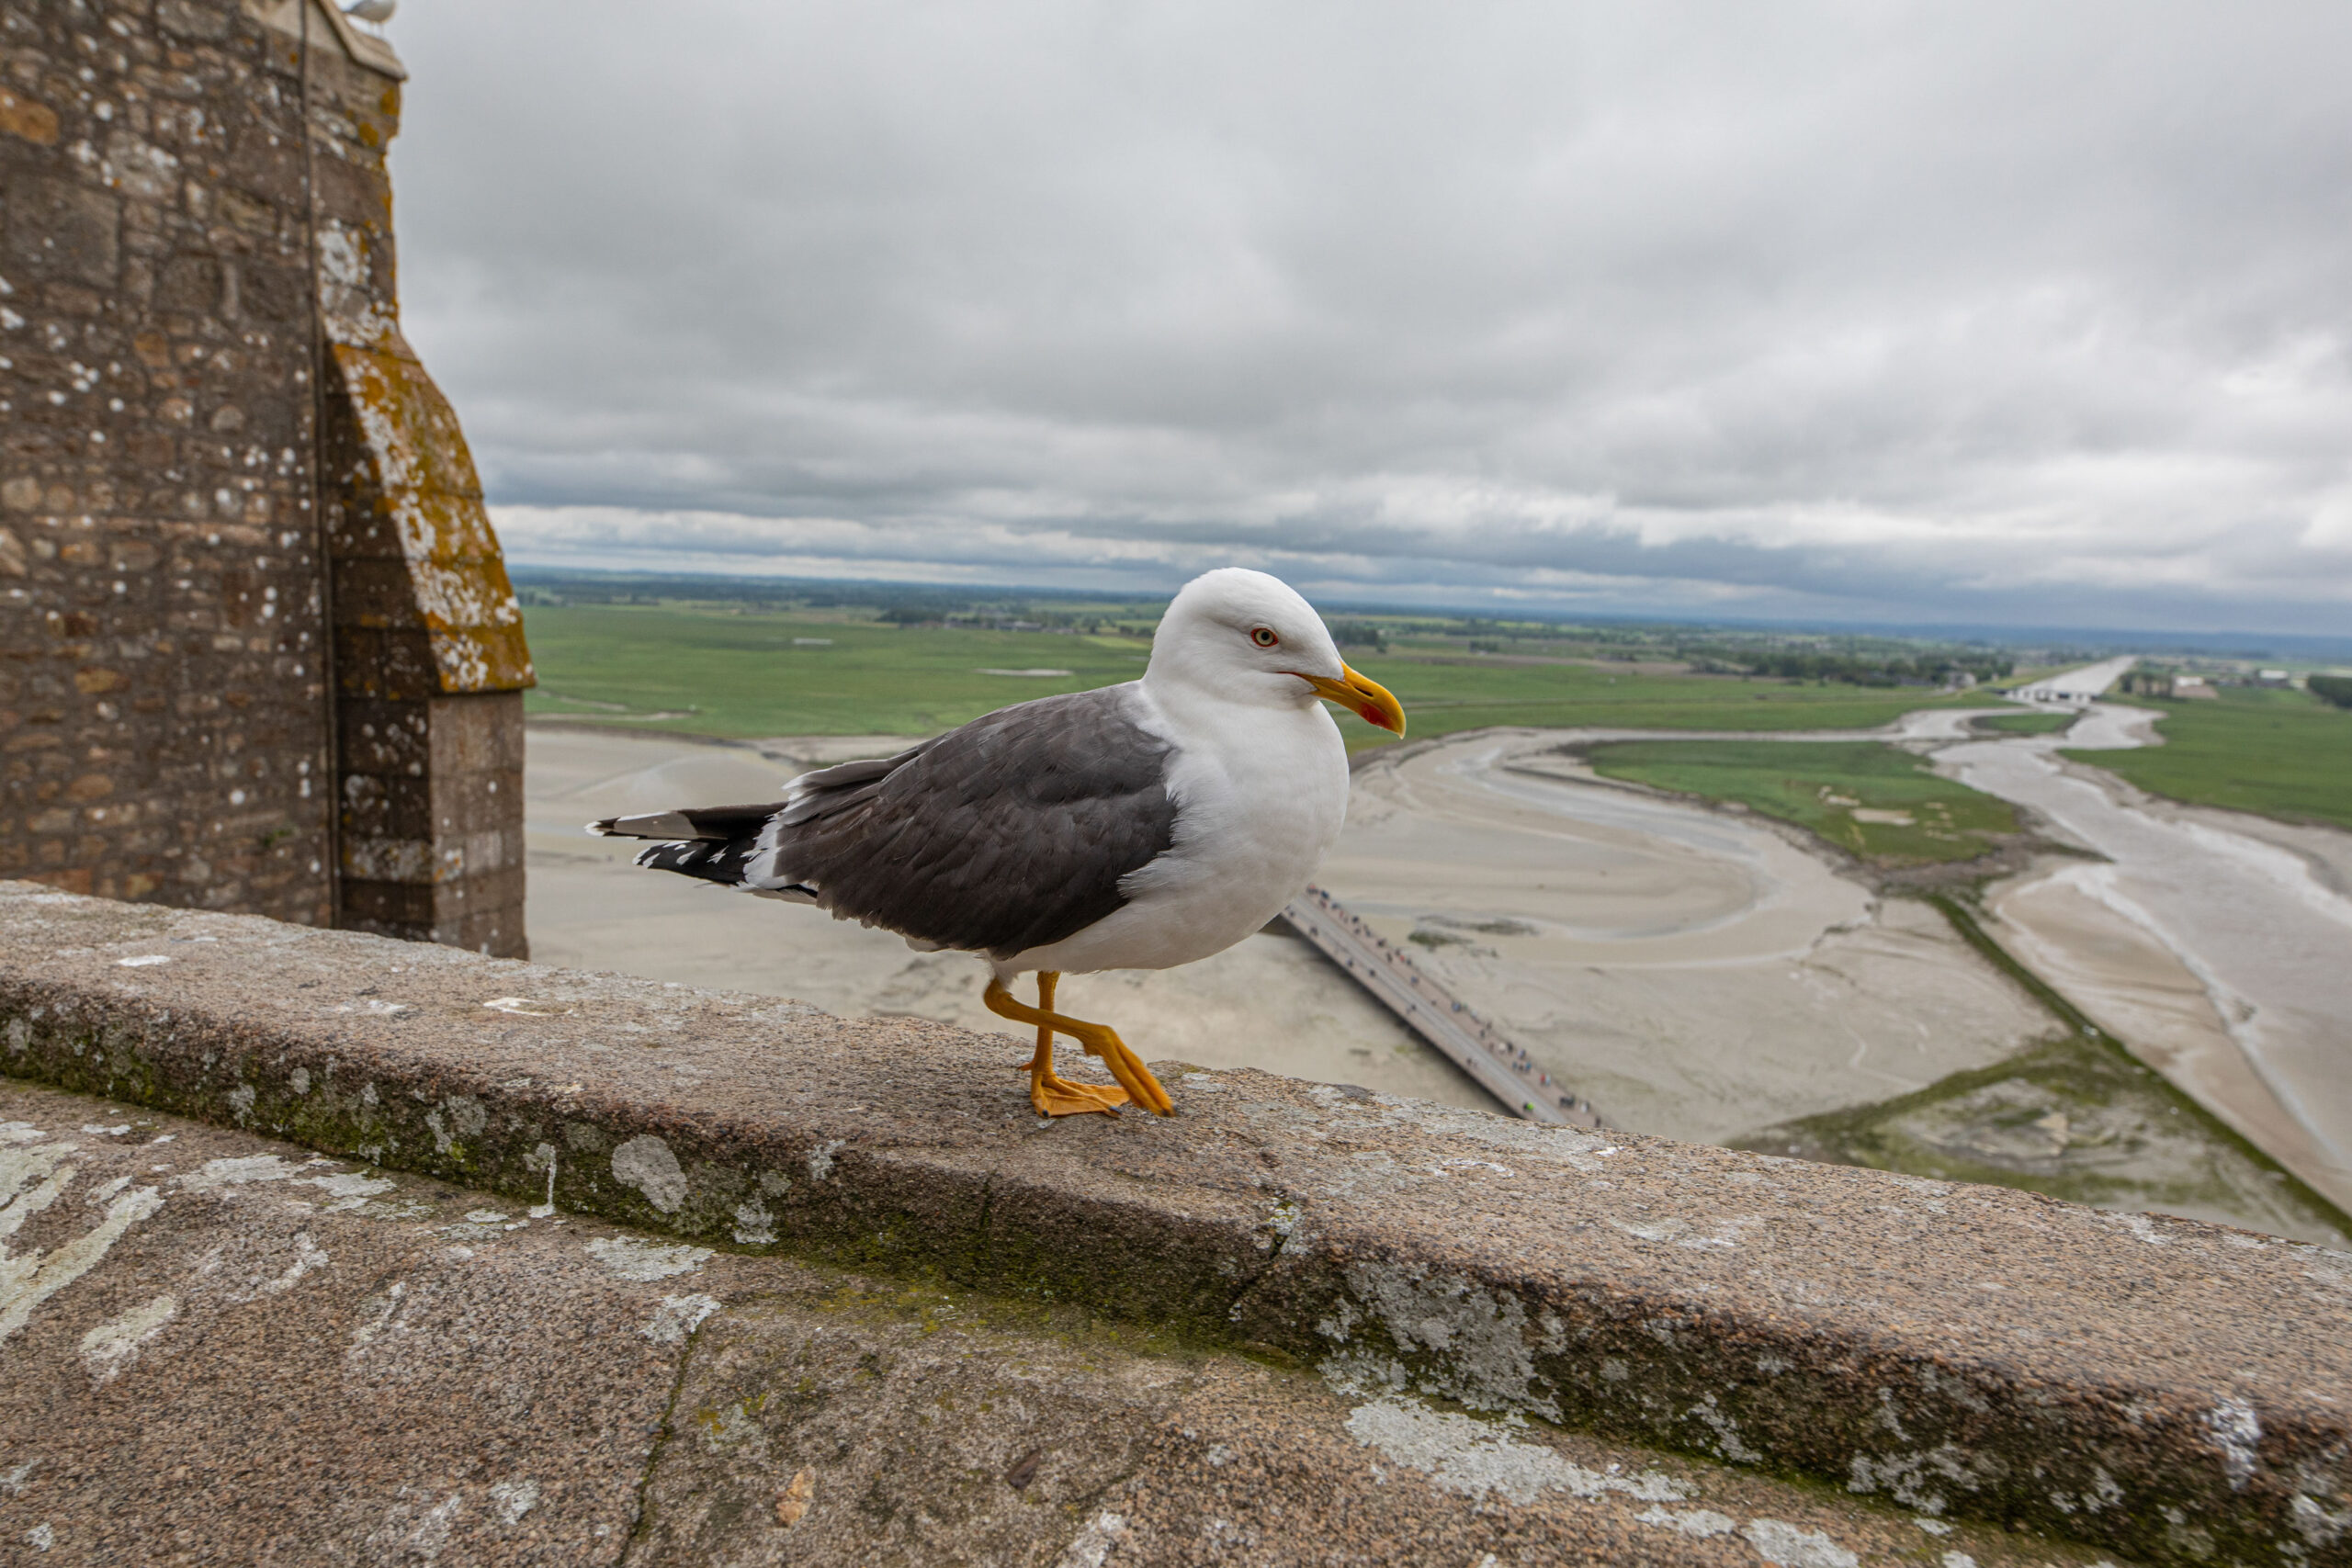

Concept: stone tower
[[0, 0, 533, 955]]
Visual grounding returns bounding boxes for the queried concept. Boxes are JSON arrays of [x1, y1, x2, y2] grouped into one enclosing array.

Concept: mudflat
[[1317, 731, 2052, 1143], [1956, 725, 2352, 1215], [524, 727, 1493, 1111], [524, 725, 2052, 1141]]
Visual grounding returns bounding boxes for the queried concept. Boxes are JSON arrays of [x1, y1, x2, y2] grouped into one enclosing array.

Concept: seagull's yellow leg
[[985, 974, 1174, 1117], [1008, 972, 1126, 1117]]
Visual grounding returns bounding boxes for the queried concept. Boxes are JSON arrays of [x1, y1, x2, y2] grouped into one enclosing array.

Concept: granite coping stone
[[3, 881, 2347, 1568], [0, 1076, 2139, 1566]]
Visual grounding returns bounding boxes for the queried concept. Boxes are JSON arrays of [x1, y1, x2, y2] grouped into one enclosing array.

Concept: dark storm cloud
[[386, 1, 2352, 631]]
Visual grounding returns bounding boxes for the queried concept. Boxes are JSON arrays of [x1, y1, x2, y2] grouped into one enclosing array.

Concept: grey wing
[[586, 742, 939, 892], [761, 683, 1177, 958]]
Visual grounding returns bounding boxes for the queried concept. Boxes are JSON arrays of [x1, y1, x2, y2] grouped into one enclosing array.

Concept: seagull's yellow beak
[[1301, 664, 1407, 736]]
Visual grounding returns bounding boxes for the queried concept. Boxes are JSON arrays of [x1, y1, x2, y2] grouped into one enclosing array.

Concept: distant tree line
[[505, 567, 1159, 624], [2311, 675, 2352, 709], [1679, 644, 2013, 686], [507, 567, 2170, 686]]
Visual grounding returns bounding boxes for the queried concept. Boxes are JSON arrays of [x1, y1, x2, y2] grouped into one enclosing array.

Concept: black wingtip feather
[[635, 838, 760, 886]]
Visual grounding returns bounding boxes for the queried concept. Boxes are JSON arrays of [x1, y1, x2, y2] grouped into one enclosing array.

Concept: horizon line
[[501, 561, 2352, 660]]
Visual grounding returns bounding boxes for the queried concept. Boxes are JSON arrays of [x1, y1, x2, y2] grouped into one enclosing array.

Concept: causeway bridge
[[1278, 886, 1605, 1128]]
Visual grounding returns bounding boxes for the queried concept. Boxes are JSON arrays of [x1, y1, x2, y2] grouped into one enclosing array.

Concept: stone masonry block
[[334, 874, 434, 931], [446, 863, 525, 914], [426, 689, 525, 775], [323, 495, 413, 562], [429, 774, 522, 841], [333, 625, 438, 704], [336, 696, 431, 775], [1, 175, 120, 288], [331, 554, 426, 628], [154, 0, 234, 42], [338, 770, 431, 842]]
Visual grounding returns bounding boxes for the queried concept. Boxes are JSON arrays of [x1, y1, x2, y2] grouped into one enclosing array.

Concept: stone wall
[[6, 879, 2348, 1568], [0, 0, 530, 953]]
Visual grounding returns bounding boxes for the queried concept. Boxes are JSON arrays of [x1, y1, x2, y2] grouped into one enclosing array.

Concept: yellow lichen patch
[[0, 86, 60, 145], [334, 340, 484, 498], [326, 339, 535, 694], [389, 491, 501, 567], [426, 625, 534, 695]]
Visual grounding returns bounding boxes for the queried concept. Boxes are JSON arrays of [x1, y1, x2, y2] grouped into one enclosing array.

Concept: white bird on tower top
[[590, 568, 1408, 1119]]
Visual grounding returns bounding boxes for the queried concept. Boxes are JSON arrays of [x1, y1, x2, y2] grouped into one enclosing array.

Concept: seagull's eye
[[1250, 626, 1280, 649]]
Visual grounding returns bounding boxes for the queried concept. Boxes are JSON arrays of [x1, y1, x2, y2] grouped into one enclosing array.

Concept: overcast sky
[[386, 2, 2352, 633]]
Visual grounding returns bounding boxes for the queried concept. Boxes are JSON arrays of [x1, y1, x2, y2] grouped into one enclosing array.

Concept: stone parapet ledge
[[3, 881, 2346, 1568], [0, 1077, 2129, 1565]]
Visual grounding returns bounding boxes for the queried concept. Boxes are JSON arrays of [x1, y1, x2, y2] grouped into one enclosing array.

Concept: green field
[[522, 605, 1157, 738], [1971, 709, 2075, 736], [1338, 653, 1975, 744], [1584, 739, 2020, 864], [516, 602, 2340, 835], [2064, 688, 2352, 831], [519, 604, 1978, 746]]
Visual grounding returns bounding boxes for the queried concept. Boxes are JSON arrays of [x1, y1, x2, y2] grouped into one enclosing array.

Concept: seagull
[[589, 568, 1406, 1118]]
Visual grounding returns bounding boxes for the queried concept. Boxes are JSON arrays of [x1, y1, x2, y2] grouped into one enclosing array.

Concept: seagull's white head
[[1145, 568, 1406, 734]]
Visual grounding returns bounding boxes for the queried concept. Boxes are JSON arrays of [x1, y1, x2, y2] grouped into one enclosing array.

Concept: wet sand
[[1317, 732, 2052, 1143], [1943, 712, 2352, 1213], [525, 727, 1494, 1111], [526, 724, 2052, 1141], [524, 685, 2352, 1230]]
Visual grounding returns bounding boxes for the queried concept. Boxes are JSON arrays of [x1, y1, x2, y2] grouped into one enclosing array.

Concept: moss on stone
[[1734, 895, 2352, 1247]]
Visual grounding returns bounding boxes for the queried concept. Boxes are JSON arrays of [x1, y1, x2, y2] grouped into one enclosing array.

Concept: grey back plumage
[[598, 684, 1180, 961], [775, 685, 1176, 958]]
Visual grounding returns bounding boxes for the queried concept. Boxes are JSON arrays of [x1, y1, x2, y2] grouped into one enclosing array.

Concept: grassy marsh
[[1582, 739, 2019, 865], [2064, 687, 2352, 830], [1736, 897, 2351, 1247], [1969, 709, 2075, 736], [519, 603, 1984, 748]]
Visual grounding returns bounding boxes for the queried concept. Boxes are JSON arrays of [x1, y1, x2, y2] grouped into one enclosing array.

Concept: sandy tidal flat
[[524, 728, 1492, 1111], [525, 725, 2052, 1142], [1317, 732, 2052, 1143]]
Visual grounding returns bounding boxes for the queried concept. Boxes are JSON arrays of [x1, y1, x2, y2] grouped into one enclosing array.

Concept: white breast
[[1000, 689, 1351, 976]]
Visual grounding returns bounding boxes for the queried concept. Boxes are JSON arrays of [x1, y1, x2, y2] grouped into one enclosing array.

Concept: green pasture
[[2066, 688, 2352, 831], [1583, 739, 2019, 865], [1339, 653, 1974, 746], [518, 604, 1980, 745], [1970, 709, 2075, 736], [522, 605, 1155, 738]]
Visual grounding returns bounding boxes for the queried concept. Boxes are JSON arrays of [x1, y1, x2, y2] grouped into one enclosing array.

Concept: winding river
[[523, 667, 2352, 1216], [1937, 705, 2352, 1212], [1320, 667, 2352, 1213]]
